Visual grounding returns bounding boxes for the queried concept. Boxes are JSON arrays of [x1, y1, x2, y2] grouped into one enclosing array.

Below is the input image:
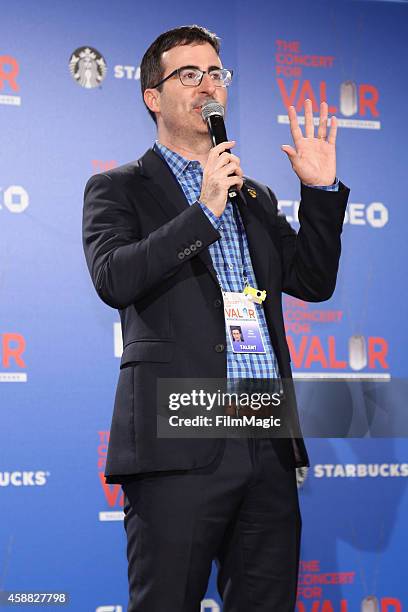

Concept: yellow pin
[[247, 187, 257, 198]]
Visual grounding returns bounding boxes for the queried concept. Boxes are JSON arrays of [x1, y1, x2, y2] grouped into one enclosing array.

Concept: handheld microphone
[[201, 101, 238, 199]]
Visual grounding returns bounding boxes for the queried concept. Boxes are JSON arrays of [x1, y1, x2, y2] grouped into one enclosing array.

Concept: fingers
[[207, 140, 235, 162], [287, 101, 337, 145], [209, 144, 243, 183], [214, 151, 240, 171], [205, 140, 236, 171], [304, 98, 314, 138], [288, 105, 303, 145], [281, 144, 297, 160], [230, 164, 244, 180], [328, 115, 338, 145], [214, 140, 236, 151], [217, 159, 243, 179], [203, 140, 243, 192], [226, 174, 244, 190], [317, 101, 328, 140]]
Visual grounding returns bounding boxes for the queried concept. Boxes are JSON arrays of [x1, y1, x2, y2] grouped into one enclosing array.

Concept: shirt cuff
[[302, 178, 340, 192], [199, 201, 222, 229]]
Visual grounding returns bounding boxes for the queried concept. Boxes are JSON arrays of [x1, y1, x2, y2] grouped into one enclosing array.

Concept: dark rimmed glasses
[[150, 66, 233, 89]]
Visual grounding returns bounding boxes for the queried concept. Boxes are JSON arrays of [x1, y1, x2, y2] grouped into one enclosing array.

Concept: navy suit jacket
[[82, 148, 349, 483]]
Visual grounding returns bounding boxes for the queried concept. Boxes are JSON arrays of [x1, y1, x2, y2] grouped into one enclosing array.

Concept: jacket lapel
[[139, 148, 219, 287], [138, 150, 275, 294], [236, 185, 271, 293], [139, 148, 189, 217], [238, 184, 290, 373]]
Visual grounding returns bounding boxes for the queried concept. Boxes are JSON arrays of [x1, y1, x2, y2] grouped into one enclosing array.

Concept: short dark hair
[[140, 25, 221, 123]]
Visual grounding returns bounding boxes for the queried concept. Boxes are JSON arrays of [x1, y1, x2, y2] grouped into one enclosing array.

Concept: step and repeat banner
[[2, 0, 407, 610]]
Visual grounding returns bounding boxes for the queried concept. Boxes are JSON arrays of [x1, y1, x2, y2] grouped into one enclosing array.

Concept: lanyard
[[231, 201, 248, 286], [217, 200, 249, 291]]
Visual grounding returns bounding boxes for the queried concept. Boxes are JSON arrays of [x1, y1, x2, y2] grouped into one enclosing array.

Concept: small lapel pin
[[247, 187, 257, 199]]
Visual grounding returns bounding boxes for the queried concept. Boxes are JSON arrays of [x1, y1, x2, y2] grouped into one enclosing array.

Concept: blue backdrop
[[2, 0, 407, 610]]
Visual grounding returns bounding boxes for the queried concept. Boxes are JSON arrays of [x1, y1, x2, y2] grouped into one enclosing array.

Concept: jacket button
[[190, 243, 197, 252], [195, 239, 202, 247], [214, 298, 222, 308], [184, 247, 191, 256], [214, 343, 225, 352], [177, 252, 185, 260]]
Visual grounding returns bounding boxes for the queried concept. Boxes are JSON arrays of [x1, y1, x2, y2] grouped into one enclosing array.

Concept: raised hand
[[281, 99, 337, 186]]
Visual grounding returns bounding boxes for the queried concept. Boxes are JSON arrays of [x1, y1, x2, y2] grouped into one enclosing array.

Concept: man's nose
[[197, 73, 217, 96]]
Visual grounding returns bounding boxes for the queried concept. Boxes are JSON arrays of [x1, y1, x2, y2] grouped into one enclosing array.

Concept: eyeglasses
[[150, 66, 233, 89]]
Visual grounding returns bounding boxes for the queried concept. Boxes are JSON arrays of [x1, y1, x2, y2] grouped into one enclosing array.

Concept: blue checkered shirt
[[154, 141, 339, 381], [154, 141, 282, 382]]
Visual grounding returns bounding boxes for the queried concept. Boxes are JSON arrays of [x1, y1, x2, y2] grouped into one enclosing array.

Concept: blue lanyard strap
[[230, 201, 248, 286]]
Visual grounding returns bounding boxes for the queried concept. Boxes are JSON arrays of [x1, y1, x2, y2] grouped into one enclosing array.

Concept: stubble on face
[[156, 42, 228, 158]]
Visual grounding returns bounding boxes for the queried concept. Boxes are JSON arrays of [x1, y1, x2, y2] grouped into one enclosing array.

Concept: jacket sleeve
[[268, 181, 350, 302], [82, 173, 220, 309]]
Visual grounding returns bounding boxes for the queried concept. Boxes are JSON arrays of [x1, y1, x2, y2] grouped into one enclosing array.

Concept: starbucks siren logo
[[296, 466, 309, 488], [69, 46, 107, 89]]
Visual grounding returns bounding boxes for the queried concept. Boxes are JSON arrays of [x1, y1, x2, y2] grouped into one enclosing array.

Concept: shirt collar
[[154, 141, 202, 179]]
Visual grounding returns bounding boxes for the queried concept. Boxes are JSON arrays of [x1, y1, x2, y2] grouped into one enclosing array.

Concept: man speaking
[[82, 25, 349, 612]]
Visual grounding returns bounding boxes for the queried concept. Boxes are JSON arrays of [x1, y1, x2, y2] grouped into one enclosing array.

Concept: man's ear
[[144, 88, 160, 115]]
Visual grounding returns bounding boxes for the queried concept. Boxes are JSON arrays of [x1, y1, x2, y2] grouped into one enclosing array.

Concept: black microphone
[[201, 101, 238, 199]]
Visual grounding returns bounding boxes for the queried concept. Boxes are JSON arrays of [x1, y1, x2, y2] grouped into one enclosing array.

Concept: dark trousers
[[122, 437, 301, 611]]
